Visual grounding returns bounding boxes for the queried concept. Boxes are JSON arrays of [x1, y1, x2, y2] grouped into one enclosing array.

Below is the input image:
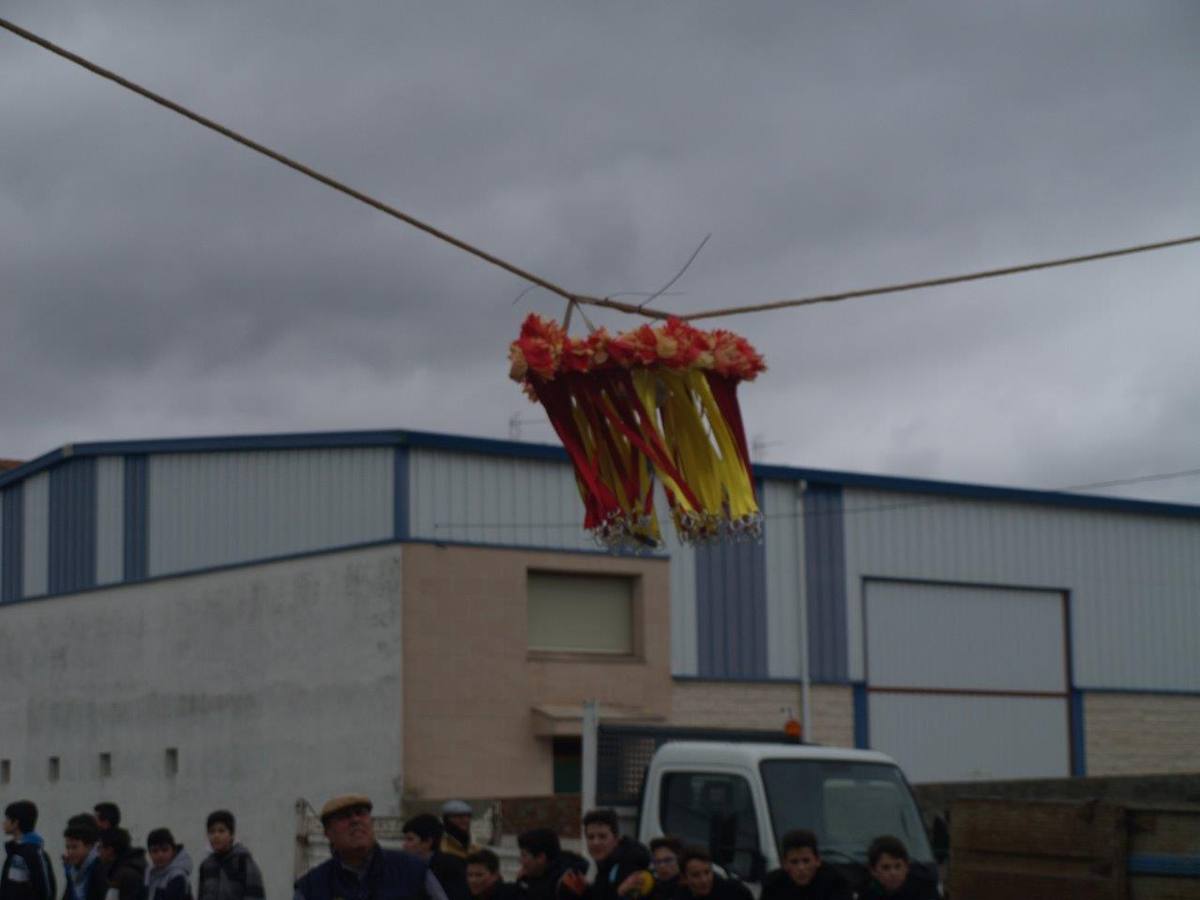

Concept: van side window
[[660, 772, 760, 879]]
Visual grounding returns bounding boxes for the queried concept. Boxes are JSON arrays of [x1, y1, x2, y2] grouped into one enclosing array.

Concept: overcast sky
[[3, 3, 1199, 503]]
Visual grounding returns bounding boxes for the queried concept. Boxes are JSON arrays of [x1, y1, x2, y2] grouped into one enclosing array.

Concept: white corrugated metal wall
[[147, 448, 393, 575], [22, 472, 49, 597], [95, 456, 124, 585], [762, 479, 804, 679], [408, 448, 596, 552], [841, 488, 1200, 691], [863, 580, 1070, 781]]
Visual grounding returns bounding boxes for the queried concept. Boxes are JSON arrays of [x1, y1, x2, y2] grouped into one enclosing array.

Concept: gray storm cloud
[[3, 2, 1199, 502]]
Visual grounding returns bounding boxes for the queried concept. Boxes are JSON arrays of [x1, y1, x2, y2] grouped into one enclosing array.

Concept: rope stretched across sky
[[3, 15, 1198, 323]]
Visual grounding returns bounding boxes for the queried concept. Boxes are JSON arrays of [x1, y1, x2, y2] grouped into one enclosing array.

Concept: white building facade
[[1, 429, 1197, 895]]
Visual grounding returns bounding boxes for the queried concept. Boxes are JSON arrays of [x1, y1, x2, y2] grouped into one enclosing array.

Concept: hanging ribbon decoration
[[509, 313, 765, 549]]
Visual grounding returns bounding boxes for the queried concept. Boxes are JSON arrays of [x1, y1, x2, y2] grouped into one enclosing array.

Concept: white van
[[636, 742, 937, 890]]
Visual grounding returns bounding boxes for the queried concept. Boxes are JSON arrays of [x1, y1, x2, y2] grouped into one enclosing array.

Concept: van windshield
[[759, 759, 933, 865]]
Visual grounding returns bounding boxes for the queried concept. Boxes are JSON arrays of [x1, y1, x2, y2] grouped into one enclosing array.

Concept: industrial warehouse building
[[1, 428, 1198, 895]]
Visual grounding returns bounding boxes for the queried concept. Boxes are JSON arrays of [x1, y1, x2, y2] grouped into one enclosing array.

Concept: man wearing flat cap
[[435, 800, 479, 900], [294, 795, 448, 900], [438, 801, 479, 864]]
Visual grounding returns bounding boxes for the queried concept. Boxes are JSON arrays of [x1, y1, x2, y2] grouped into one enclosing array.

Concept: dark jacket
[[294, 846, 428, 900], [144, 849, 193, 900], [428, 854, 468, 900], [198, 845, 265, 900], [2, 834, 57, 900], [858, 870, 938, 900], [678, 877, 752, 900], [646, 877, 681, 900], [518, 852, 588, 900], [472, 884, 524, 900], [760, 867, 852, 900], [592, 839, 650, 900], [62, 850, 107, 900], [107, 849, 147, 900]]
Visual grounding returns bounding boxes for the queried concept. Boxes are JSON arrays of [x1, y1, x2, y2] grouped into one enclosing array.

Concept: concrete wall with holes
[[0, 543, 403, 900]]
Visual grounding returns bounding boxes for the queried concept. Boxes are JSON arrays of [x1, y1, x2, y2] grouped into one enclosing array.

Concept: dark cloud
[[3, 2, 1200, 503]]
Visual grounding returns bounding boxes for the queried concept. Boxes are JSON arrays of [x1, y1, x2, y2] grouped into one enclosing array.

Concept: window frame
[[525, 569, 643, 661]]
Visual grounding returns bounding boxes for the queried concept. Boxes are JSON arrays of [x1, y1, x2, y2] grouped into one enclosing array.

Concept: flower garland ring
[[509, 313, 765, 550]]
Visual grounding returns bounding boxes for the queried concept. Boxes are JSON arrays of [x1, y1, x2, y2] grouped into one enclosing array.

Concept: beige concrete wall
[[1084, 691, 1200, 775], [401, 544, 672, 800], [670, 681, 855, 748]]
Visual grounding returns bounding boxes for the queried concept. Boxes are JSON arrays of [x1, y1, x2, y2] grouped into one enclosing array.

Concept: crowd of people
[[2, 797, 935, 900], [1, 801, 264, 900]]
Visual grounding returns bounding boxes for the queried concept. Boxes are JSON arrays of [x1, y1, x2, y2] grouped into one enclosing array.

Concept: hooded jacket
[[2, 832, 57, 900], [62, 847, 106, 900], [198, 845, 264, 900], [107, 848, 147, 900], [144, 849, 193, 900]]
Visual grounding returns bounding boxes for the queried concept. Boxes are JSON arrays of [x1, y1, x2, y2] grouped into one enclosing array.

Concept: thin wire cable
[[680, 233, 1200, 320], [637, 233, 711, 310], [0, 16, 678, 321], [1062, 466, 1200, 492], [6, 17, 1199, 326]]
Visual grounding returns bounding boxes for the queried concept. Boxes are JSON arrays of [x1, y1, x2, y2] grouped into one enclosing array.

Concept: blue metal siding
[[695, 536, 767, 678], [48, 458, 97, 595], [804, 483, 849, 682], [1069, 689, 1087, 776], [393, 446, 410, 539], [852, 683, 869, 749], [124, 455, 149, 581], [1, 485, 22, 601]]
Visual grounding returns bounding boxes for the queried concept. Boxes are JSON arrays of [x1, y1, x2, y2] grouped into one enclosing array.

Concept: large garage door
[[864, 580, 1070, 783]]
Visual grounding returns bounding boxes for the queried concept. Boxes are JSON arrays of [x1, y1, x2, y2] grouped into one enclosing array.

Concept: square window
[[527, 571, 635, 655]]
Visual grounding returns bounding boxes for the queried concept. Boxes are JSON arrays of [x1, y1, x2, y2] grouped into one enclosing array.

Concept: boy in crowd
[[144, 829, 193, 900], [760, 830, 850, 900], [676, 848, 750, 900], [197, 811, 264, 900], [582, 810, 649, 900], [637, 836, 683, 900], [515, 827, 587, 900], [465, 850, 519, 900], [92, 807, 120, 836], [1, 801, 56, 900], [860, 837, 937, 900], [402, 813, 466, 900], [97, 829, 145, 900], [62, 820, 106, 900]]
